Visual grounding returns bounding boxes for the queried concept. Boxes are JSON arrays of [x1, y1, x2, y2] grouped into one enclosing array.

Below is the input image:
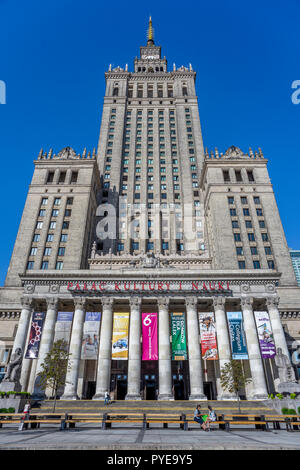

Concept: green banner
[[171, 313, 187, 360]]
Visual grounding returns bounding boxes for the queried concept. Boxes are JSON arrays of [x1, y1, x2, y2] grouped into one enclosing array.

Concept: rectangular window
[[265, 246, 272, 255], [238, 260, 246, 269], [52, 209, 59, 217], [56, 261, 64, 270], [39, 209, 46, 217], [71, 171, 78, 183], [58, 247, 65, 256], [243, 208, 250, 216], [33, 234, 40, 242], [245, 220, 252, 228], [228, 197, 234, 205], [262, 233, 269, 242], [248, 233, 255, 241], [46, 172, 54, 184], [64, 209, 72, 217], [54, 198, 61, 205], [247, 170, 255, 182], [241, 197, 248, 205], [259, 220, 265, 228], [223, 170, 230, 182], [30, 247, 37, 256], [60, 234, 68, 242], [41, 198, 48, 205], [27, 261, 34, 270], [256, 208, 263, 216], [62, 221, 69, 229], [58, 172, 66, 184], [230, 209, 237, 216], [49, 221, 56, 229], [44, 247, 51, 256], [251, 246, 258, 255], [235, 170, 242, 182], [268, 260, 275, 269], [41, 261, 48, 270], [36, 222, 43, 229], [253, 260, 261, 269], [253, 196, 260, 205], [236, 247, 243, 255], [234, 233, 241, 242], [47, 234, 54, 242], [232, 221, 239, 228]]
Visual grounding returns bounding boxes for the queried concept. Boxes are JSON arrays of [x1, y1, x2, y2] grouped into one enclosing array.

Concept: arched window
[[113, 87, 119, 96]]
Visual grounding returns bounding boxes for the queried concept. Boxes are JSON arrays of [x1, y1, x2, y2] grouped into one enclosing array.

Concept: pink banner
[[142, 313, 158, 360]]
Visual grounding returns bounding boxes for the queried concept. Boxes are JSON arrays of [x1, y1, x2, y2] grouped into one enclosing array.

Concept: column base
[[92, 393, 105, 400], [125, 394, 142, 401], [217, 394, 238, 401], [189, 394, 207, 401], [158, 394, 174, 401], [60, 394, 79, 401], [252, 393, 269, 400]]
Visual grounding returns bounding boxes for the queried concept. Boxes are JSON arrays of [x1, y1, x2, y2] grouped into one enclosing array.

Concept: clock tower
[[134, 17, 167, 73]]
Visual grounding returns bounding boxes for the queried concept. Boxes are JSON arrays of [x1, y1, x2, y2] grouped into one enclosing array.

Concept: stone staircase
[[33, 399, 274, 415]]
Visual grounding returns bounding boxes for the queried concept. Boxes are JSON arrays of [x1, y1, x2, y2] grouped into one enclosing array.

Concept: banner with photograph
[[254, 311, 276, 358], [171, 313, 187, 360], [227, 312, 249, 360], [142, 313, 158, 360], [54, 312, 73, 344], [25, 312, 45, 359], [81, 312, 101, 359], [111, 312, 129, 360], [199, 312, 218, 360]]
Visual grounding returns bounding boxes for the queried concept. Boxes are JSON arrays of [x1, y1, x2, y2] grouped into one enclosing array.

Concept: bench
[[102, 413, 145, 430]]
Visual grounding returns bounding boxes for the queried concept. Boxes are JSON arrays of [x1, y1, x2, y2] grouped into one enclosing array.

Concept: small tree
[[37, 339, 71, 412], [220, 360, 252, 413]]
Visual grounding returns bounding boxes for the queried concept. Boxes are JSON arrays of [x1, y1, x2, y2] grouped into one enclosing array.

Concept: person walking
[[23, 400, 31, 419], [104, 391, 110, 405], [193, 405, 208, 431]]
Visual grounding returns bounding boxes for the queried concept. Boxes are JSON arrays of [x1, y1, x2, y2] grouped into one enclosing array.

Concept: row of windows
[[27, 261, 64, 270], [223, 169, 254, 183], [46, 171, 78, 184]]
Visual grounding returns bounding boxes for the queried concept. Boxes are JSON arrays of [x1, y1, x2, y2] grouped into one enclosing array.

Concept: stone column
[[241, 297, 268, 399], [126, 297, 142, 400], [33, 297, 58, 398], [61, 297, 86, 400], [267, 297, 290, 360], [213, 297, 236, 400], [93, 297, 114, 400], [185, 297, 206, 400], [157, 297, 173, 400], [13, 296, 33, 356]]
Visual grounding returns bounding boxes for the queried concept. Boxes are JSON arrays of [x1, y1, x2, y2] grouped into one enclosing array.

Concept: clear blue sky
[[0, 0, 299, 285]]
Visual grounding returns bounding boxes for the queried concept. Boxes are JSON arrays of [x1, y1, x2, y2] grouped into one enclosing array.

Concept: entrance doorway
[[173, 377, 185, 400], [143, 375, 157, 400], [116, 376, 127, 400], [204, 382, 213, 400], [86, 381, 96, 399]]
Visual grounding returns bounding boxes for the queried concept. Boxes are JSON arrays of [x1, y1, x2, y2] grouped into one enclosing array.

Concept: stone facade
[[0, 20, 300, 400]]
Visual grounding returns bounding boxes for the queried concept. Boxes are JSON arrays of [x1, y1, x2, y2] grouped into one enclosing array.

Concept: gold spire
[[147, 16, 154, 45]]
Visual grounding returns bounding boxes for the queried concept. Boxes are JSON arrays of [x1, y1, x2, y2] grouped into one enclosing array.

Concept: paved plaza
[[0, 424, 299, 450]]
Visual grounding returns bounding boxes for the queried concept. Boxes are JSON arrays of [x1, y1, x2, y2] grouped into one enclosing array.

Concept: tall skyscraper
[[1, 19, 300, 400]]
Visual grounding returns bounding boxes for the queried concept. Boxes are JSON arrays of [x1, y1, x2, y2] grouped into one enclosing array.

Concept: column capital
[[101, 296, 114, 309], [157, 296, 169, 310], [46, 297, 59, 310], [266, 296, 280, 309], [73, 297, 86, 310], [241, 296, 253, 309], [129, 296, 142, 309], [185, 296, 198, 309], [213, 296, 225, 309], [20, 296, 33, 310]]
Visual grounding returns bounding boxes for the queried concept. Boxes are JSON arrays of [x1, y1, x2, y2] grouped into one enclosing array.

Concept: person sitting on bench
[[194, 405, 208, 431]]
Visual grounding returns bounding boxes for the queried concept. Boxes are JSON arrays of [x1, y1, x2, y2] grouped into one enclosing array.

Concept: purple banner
[[25, 312, 45, 359], [254, 311, 276, 358], [142, 313, 158, 360]]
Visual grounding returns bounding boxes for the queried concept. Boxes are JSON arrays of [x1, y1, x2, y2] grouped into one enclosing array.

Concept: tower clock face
[[142, 55, 159, 60]]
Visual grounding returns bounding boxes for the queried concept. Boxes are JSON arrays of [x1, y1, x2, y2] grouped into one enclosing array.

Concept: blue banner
[[227, 312, 248, 360]]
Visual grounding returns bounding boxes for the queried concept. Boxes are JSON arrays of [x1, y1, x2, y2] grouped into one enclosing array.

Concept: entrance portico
[[12, 270, 289, 402]]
